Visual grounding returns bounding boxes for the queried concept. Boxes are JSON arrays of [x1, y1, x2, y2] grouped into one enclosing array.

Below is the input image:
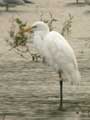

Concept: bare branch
[[40, 11, 58, 31]]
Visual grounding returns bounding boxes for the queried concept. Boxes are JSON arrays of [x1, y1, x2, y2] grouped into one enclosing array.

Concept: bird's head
[[31, 21, 49, 33], [21, 21, 49, 35]]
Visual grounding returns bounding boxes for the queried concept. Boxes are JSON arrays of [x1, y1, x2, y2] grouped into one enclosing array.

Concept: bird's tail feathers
[[71, 69, 81, 86], [63, 67, 81, 86], [63, 68, 81, 93], [70, 69, 81, 93]]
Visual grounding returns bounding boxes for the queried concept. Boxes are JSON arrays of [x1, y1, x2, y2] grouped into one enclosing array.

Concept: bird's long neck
[[34, 29, 49, 40], [40, 31, 48, 40]]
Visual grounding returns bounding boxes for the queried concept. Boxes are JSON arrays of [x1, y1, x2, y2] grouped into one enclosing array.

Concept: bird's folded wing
[[42, 31, 80, 84]]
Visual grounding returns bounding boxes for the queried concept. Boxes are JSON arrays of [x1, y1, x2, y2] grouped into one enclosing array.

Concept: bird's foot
[[58, 105, 65, 111]]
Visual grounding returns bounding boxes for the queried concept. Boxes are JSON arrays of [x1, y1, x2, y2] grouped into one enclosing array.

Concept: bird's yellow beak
[[23, 27, 32, 33], [19, 26, 33, 34]]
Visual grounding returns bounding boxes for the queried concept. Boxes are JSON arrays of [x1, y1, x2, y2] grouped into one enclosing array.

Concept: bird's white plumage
[[42, 31, 80, 84], [30, 21, 80, 85]]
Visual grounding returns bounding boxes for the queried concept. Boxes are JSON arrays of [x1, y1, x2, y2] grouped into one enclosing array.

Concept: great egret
[[0, 0, 33, 11], [23, 0, 33, 4], [0, 0, 25, 11], [23, 21, 81, 109]]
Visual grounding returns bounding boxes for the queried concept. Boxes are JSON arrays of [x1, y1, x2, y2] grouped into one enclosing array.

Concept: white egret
[[23, 0, 33, 4], [0, 0, 34, 11], [23, 21, 81, 110], [0, 0, 25, 11]]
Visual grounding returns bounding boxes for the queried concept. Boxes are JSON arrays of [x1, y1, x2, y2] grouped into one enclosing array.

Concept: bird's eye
[[32, 26, 37, 29]]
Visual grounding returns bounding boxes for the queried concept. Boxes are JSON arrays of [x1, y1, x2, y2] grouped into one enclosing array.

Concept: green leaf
[[15, 18, 22, 25]]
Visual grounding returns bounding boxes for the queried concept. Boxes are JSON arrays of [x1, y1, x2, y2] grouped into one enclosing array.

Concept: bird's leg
[[6, 4, 9, 11], [76, 0, 79, 4], [59, 72, 63, 110], [59, 80, 63, 109]]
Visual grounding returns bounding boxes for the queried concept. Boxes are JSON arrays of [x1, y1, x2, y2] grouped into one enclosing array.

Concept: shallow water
[[0, 59, 89, 120]]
